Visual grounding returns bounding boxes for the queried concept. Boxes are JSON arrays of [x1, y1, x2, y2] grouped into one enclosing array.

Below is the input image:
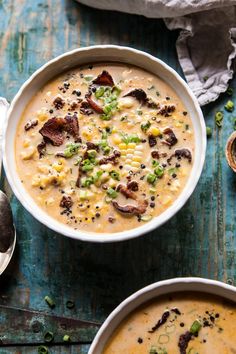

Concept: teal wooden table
[[0, 1, 236, 353]]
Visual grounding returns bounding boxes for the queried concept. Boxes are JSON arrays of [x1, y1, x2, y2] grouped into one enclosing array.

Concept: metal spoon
[[0, 97, 16, 275]]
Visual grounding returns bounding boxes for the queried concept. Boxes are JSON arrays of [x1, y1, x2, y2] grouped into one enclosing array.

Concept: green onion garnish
[[121, 133, 141, 144], [154, 165, 164, 178], [141, 121, 151, 132], [44, 296, 55, 309], [66, 300, 75, 309], [206, 126, 212, 137], [225, 100, 234, 112], [215, 111, 224, 127], [38, 345, 49, 354], [84, 75, 94, 82], [227, 87, 233, 96], [63, 334, 71, 342], [106, 188, 118, 199], [190, 319, 202, 335], [109, 170, 120, 181], [44, 331, 54, 343], [64, 143, 80, 158], [147, 173, 157, 185], [95, 86, 105, 99]]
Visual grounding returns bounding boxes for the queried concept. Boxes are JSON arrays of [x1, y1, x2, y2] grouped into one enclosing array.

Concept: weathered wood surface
[[0, 0, 235, 352]]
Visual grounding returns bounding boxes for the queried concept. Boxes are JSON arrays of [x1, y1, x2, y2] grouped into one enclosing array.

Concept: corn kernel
[[118, 97, 134, 109], [52, 163, 63, 172], [131, 161, 140, 168], [112, 136, 122, 144], [119, 143, 126, 150], [126, 154, 133, 159], [149, 127, 161, 137], [127, 143, 136, 149], [133, 156, 142, 162], [134, 150, 142, 156], [21, 147, 36, 160], [135, 145, 143, 151], [23, 139, 30, 148], [127, 149, 134, 154], [125, 159, 132, 164]]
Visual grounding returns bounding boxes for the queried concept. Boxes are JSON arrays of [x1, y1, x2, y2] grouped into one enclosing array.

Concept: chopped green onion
[[185, 124, 189, 130], [158, 334, 169, 344], [106, 188, 118, 199], [81, 177, 94, 188], [215, 111, 224, 127], [147, 173, 157, 185], [66, 300, 75, 309], [225, 100, 234, 112], [38, 345, 49, 354], [156, 91, 160, 97], [190, 319, 202, 335], [112, 86, 121, 96], [64, 143, 80, 158], [87, 149, 97, 159], [206, 126, 212, 137], [141, 121, 151, 132], [120, 115, 128, 121], [81, 164, 94, 172], [74, 157, 82, 166], [63, 334, 71, 342], [154, 165, 164, 178], [95, 86, 105, 99], [121, 133, 141, 144], [44, 296, 55, 308], [227, 87, 233, 96], [168, 167, 177, 176], [94, 170, 103, 182], [149, 187, 156, 194], [84, 75, 93, 82], [137, 109, 143, 116], [152, 160, 159, 167], [149, 347, 158, 354], [44, 331, 54, 343], [110, 170, 120, 181]]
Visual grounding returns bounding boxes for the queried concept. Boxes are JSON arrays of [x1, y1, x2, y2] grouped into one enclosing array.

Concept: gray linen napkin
[[76, 0, 236, 106]]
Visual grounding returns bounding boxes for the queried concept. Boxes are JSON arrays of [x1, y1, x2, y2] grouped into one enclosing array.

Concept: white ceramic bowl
[[3, 45, 206, 242], [89, 277, 236, 353]]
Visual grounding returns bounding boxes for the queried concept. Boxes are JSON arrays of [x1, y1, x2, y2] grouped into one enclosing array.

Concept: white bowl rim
[[3, 45, 206, 243], [88, 277, 236, 353]]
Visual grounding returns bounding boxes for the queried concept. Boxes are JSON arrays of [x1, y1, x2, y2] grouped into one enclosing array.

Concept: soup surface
[[103, 292, 236, 354], [16, 63, 194, 233]]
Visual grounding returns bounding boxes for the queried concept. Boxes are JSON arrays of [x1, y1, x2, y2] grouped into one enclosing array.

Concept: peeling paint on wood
[[0, 0, 235, 352]]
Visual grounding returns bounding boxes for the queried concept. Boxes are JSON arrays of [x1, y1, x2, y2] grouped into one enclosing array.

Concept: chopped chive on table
[[0, 1, 235, 353]]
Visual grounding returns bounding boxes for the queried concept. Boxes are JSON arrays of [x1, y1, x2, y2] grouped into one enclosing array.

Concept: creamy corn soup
[[103, 292, 236, 354], [16, 64, 194, 233]]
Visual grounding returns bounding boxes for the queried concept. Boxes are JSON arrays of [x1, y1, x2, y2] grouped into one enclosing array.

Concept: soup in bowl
[[3, 46, 206, 241], [89, 278, 236, 353]]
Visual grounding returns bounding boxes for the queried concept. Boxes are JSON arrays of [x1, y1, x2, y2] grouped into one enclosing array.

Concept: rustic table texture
[[0, 0, 235, 353]]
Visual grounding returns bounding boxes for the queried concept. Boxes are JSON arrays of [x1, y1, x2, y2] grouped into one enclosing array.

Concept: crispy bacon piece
[[158, 104, 175, 117], [53, 95, 65, 110], [86, 142, 99, 152], [148, 134, 157, 147], [92, 70, 114, 86], [99, 150, 121, 165], [64, 113, 80, 142], [178, 331, 193, 354], [112, 183, 148, 216], [151, 150, 160, 159], [123, 88, 147, 105], [85, 93, 104, 114], [24, 119, 38, 131], [60, 195, 73, 209], [37, 140, 46, 158], [80, 101, 93, 115], [39, 114, 80, 146], [127, 180, 139, 192], [167, 149, 192, 165], [148, 311, 170, 333], [39, 117, 65, 146], [163, 128, 178, 147]]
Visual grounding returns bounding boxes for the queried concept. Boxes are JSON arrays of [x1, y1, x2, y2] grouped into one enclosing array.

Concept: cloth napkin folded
[[76, 0, 236, 106]]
